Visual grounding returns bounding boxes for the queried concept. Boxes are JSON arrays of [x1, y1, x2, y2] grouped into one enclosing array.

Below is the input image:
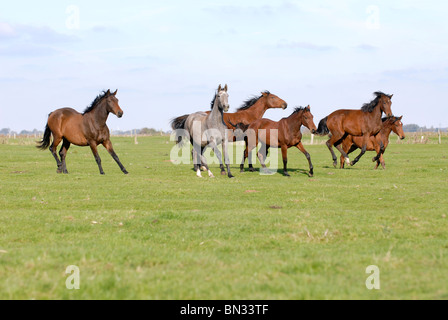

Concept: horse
[[241, 106, 317, 177], [340, 116, 405, 169], [37, 89, 128, 175], [315, 91, 394, 168], [171, 85, 234, 178], [171, 91, 287, 174]]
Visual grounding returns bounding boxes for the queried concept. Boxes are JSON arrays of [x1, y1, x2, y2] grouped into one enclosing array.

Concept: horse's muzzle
[[312, 129, 317, 134], [282, 103, 288, 110], [117, 111, 123, 118], [400, 136, 406, 140]]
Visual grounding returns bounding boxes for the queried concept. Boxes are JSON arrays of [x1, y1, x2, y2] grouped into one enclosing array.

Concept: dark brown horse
[[37, 89, 128, 175], [315, 92, 394, 168], [340, 116, 405, 169], [171, 91, 287, 174], [242, 106, 317, 177]]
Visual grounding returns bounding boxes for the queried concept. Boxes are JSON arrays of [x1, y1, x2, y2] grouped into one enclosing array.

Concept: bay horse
[[340, 116, 405, 169], [315, 92, 394, 168], [242, 106, 317, 177], [37, 89, 128, 175], [171, 85, 234, 178], [171, 91, 287, 174]]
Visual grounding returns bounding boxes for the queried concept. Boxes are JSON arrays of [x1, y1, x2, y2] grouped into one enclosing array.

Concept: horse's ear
[[306, 105, 311, 110], [218, 84, 222, 92], [106, 89, 111, 95], [398, 115, 403, 120], [390, 94, 394, 99], [261, 92, 267, 97], [113, 89, 118, 96], [224, 84, 228, 92]]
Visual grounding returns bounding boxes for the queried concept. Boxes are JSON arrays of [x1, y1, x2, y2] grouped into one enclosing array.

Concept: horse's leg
[[372, 141, 385, 163], [341, 144, 357, 169], [256, 143, 267, 168], [59, 138, 71, 174], [89, 142, 105, 175], [211, 144, 225, 175], [192, 142, 203, 178], [103, 140, 129, 174], [240, 140, 247, 173], [379, 153, 386, 169], [350, 134, 369, 166], [201, 146, 215, 178], [326, 132, 349, 168], [281, 145, 290, 177], [50, 136, 63, 173], [222, 138, 234, 178], [296, 142, 313, 177]]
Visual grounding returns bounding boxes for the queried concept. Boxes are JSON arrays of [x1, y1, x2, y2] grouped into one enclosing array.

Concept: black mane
[[83, 91, 109, 114], [361, 91, 392, 113], [382, 116, 399, 123], [292, 106, 308, 115], [210, 92, 217, 110], [237, 91, 270, 112]]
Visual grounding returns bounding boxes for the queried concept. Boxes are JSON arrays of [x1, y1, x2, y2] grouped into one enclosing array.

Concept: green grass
[[0, 136, 447, 300]]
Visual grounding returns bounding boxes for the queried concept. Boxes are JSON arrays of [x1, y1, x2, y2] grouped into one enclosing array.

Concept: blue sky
[[0, 0, 447, 131]]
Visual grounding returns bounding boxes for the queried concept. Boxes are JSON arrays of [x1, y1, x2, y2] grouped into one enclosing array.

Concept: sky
[[0, 0, 447, 132]]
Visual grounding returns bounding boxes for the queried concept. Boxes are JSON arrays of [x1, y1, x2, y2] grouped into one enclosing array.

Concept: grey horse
[[171, 85, 234, 178]]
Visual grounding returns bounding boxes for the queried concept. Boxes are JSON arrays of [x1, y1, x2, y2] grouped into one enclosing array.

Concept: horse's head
[[217, 84, 230, 112], [392, 116, 405, 140], [301, 105, 317, 134], [262, 91, 288, 110], [105, 89, 124, 118], [380, 93, 393, 117]]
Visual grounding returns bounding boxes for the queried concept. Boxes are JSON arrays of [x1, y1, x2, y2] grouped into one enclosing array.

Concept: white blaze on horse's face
[[217, 90, 230, 112]]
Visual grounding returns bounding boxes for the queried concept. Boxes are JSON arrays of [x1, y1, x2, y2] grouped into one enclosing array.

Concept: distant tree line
[[403, 124, 447, 132], [1, 125, 446, 136]]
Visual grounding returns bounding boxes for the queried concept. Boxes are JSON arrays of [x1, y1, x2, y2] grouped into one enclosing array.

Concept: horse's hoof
[[221, 171, 226, 176], [284, 172, 290, 177], [308, 172, 314, 177], [249, 168, 256, 173], [333, 162, 337, 168], [201, 166, 207, 172], [123, 171, 129, 175], [228, 174, 235, 179], [350, 162, 355, 166]]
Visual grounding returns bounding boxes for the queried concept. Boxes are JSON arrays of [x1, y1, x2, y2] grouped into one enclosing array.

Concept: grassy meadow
[[0, 135, 447, 300]]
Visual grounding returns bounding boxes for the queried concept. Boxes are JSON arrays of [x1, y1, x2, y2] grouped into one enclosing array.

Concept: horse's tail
[[36, 115, 52, 150], [170, 114, 189, 146], [315, 117, 330, 136]]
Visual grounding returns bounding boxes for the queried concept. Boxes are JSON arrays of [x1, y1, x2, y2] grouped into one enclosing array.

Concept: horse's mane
[[210, 92, 217, 110], [83, 91, 110, 114], [292, 106, 308, 115], [361, 91, 392, 113], [237, 91, 270, 112], [382, 116, 399, 123]]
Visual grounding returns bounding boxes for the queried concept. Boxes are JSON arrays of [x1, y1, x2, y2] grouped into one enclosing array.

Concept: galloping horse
[[37, 90, 128, 175], [315, 92, 394, 168], [242, 106, 317, 177], [171, 91, 287, 173], [340, 116, 405, 169], [171, 85, 234, 178]]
